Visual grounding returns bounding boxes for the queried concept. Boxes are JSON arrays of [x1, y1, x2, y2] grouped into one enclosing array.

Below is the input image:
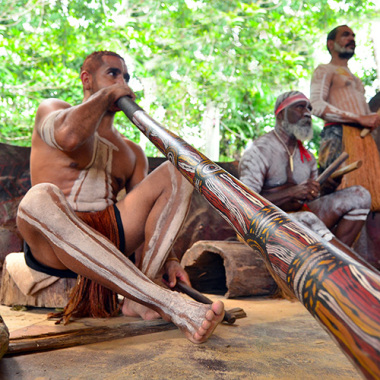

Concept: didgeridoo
[[117, 97, 380, 379]]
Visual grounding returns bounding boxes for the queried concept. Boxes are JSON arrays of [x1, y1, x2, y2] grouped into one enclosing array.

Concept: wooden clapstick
[[316, 152, 348, 185], [360, 108, 380, 137], [331, 160, 362, 179], [361, 128, 371, 137]]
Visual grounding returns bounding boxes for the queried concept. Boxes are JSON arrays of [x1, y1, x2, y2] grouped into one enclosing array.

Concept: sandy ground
[[0, 295, 361, 380]]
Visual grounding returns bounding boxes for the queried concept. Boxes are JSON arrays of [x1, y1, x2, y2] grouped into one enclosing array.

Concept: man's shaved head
[[326, 25, 350, 53], [81, 51, 126, 75]]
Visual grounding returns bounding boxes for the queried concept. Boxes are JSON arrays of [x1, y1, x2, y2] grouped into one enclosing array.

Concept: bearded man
[[310, 25, 380, 211], [239, 91, 371, 250]]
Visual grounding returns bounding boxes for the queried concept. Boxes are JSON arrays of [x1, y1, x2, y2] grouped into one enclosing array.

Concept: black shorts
[[24, 204, 125, 278], [24, 241, 78, 278]]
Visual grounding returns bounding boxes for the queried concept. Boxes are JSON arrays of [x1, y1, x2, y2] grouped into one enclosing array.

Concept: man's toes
[[212, 300, 224, 316], [144, 310, 161, 320], [193, 331, 203, 342], [205, 302, 224, 323], [201, 319, 212, 332], [205, 309, 215, 322]]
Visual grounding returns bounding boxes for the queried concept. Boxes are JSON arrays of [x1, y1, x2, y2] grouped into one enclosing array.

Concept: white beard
[[282, 118, 313, 142]]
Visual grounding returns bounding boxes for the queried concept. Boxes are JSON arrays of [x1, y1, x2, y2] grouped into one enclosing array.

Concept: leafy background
[[1, 0, 379, 160]]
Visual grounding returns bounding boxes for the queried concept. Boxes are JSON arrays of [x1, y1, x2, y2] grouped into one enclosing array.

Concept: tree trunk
[[202, 101, 220, 161]]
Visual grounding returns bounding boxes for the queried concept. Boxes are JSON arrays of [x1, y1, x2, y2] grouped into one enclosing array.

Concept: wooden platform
[[0, 296, 360, 379]]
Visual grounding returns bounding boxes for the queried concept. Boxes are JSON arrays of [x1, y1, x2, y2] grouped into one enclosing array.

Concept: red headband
[[275, 93, 310, 116]]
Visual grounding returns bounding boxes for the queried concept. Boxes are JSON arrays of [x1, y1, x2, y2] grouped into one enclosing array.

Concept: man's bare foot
[[122, 297, 161, 320], [185, 300, 224, 344]]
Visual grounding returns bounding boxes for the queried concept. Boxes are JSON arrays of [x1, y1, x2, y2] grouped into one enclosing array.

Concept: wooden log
[[6, 318, 175, 356], [117, 96, 380, 379], [0, 254, 76, 308], [0, 315, 9, 359], [180, 241, 277, 298]]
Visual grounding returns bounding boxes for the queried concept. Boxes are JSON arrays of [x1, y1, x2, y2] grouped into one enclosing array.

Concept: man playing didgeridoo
[[16, 51, 224, 343], [239, 91, 371, 255], [310, 25, 380, 212]]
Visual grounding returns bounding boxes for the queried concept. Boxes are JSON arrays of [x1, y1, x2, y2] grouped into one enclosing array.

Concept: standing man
[[239, 91, 371, 253], [310, 25, 380, 211], [16, 51, 224, 342]]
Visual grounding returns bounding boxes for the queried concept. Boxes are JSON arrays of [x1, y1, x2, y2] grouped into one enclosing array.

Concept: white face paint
[[333, 41, 355, 59]]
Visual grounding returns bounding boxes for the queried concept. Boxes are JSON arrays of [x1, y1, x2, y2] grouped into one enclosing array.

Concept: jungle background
[[1, 0, 379, 161]]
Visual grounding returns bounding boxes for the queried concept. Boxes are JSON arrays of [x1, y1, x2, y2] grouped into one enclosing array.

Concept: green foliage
[[0, 0, 378, 159]]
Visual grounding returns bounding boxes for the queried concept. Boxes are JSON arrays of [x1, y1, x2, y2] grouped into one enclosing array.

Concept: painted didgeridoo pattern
[[117, 97, 380, 379]]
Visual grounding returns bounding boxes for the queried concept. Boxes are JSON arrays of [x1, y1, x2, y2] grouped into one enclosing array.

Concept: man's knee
[[338, 186, 371, 222], [17, 183, 63, 240], [292, 211, 320, 228], [338, 185, 371, 211], [350, 185, 371, 210], [291, 211, 334, 241], [162, 161, 193, 196], [18, 183, 62, 217]]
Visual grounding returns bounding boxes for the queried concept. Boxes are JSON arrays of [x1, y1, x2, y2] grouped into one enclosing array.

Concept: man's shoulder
[[242, 132, 276, 157], [313, 63, 334, 73], [313, 63, 354, 77], [112, 135, 148, 172], [40, 98, 70, 106], [35, 98, 71, 126], [37, 98, 71, 113], [252, 131, 277, 147], [123, 138, 147, 159]]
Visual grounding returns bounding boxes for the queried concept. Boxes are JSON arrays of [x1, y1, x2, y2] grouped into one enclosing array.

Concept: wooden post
[[117, 97, 380, 379]]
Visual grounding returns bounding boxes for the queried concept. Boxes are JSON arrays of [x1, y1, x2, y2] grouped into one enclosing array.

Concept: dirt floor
[[0, 296, 360, 380]]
